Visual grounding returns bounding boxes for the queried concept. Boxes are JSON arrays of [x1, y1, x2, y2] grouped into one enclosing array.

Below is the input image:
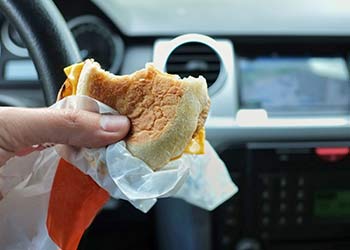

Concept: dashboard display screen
[[314, 190, 350, 218], [239, 57, 350, 115]]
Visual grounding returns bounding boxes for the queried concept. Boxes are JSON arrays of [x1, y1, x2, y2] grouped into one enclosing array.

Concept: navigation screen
[[314, 190, 350, 219], [239, 57, 350, 115]]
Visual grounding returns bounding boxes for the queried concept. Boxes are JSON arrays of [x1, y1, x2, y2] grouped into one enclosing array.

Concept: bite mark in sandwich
[[58, 59, 210, 170]]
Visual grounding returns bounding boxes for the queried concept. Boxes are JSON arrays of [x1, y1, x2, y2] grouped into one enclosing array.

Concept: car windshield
[[91, 0, 350, 36]]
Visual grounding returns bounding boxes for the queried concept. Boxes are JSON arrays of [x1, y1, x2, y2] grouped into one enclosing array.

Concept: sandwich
[[58, 59, 210, 170]]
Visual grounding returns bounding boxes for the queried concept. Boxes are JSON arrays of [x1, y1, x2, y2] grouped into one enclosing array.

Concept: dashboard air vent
[[165, 42, 222, 88]]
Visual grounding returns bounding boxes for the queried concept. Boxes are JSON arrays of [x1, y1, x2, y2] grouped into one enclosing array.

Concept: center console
[[214, 143, 350, 250]]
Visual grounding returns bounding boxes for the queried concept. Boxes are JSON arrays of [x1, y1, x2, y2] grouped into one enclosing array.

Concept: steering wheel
[[0, 0, 81, 106]]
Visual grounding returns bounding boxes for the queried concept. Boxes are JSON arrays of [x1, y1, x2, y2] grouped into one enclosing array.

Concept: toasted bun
[[75, 60, 210, 170]]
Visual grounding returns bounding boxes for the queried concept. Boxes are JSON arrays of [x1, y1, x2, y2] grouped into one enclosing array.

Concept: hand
[[0, 107, 130, 166]]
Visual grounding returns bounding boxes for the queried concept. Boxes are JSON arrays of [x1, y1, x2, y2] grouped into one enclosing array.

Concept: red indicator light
[[315, 147, 349, 162]]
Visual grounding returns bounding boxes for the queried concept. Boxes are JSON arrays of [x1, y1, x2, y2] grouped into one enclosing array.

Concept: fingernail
[[100, 115, 129, 132]]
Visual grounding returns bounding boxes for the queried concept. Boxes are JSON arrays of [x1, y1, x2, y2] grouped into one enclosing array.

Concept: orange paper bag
[[47, 159, 110, 250]]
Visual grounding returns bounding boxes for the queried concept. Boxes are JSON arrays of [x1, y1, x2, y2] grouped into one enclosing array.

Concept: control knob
[[236, 238, 261, 250]]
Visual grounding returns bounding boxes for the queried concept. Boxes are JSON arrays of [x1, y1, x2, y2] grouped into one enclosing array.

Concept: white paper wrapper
[[0, 95, 237, 249]]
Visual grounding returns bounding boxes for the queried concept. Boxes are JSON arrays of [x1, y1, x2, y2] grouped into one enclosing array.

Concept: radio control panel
[[213, 144, 350, 250]]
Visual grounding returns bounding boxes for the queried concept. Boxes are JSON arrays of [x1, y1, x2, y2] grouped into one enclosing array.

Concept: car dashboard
[[2, 0, 350, 250]]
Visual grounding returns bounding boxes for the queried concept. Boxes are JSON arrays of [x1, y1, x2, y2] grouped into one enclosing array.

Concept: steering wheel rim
[[0, 0, 81, 105]]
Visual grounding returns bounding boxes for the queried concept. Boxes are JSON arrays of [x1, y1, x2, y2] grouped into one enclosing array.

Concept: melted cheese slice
[[62, 63, 206, 155], [183, 128, 205, 154], [61, 62, 84, 97]]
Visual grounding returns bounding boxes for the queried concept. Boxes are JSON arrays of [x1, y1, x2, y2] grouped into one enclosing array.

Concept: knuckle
[[61, 109, 84, 145], [62, 109, 82, 128]]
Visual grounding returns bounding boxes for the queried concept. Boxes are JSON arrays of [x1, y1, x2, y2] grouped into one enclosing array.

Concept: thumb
[[0, 107, 130, 154]]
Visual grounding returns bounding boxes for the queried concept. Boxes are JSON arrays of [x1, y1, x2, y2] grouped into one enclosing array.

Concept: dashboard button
[[236, 239, 261, 250], [280, 190, 287, 199], [279, 203, 287, 212], [296, 216, 303, 225], [296, 203, 304, 212], [262, 191, 269, 199], [262, 203, 270, 213], [262, 217, 270, 226], [221, 235, 231, 246], [261, 177, 270, 186], [226, 205, 234, 213], [280, 178, 287, 187], [261, 232, 269, 239], [278, 216, 286, 225], [225, 218, 236, 226], [298, 177, 305, 186], [297, 190, 304, 199]]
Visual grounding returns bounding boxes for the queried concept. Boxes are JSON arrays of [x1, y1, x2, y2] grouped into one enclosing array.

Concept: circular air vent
[[165, 42, 222, 88]]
